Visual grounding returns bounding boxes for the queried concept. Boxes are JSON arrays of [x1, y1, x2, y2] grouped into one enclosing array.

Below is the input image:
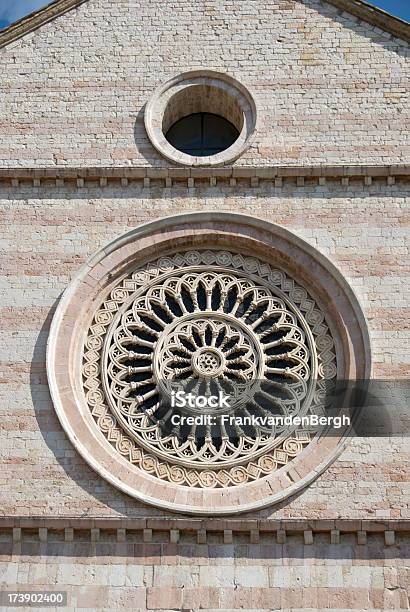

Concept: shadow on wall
[[290, 0, 408, 56], [133, 106, 166, 167], [0, 532, 404, 559], [30, 299, 165, 518]]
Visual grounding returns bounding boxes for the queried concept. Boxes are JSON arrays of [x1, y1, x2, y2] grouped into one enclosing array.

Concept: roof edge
[[324, 0, 410, 42], [0, 0, 408, 49], [0, 0, 88, 49]]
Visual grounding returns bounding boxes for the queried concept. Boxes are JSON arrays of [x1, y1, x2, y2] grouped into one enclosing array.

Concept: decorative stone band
[[2, 517, 408, 547], [47, 212, 371, 514], [0, 165, 408, 189]]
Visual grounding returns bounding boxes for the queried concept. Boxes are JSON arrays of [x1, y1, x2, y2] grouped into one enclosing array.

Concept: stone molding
[[0, 0, 408, 49], [0, 165, 408, 190], [47, 212, 371, 515], [1, 517, 408, 546]]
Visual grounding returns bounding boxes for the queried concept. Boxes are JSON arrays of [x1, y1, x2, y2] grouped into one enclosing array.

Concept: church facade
[[0, 0, 409, 609]]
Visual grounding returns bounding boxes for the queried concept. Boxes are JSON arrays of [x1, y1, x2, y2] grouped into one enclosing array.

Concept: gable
[[0, 0, 409, 48], [0, 0, 408, 169], [0, 0, 88, 48], [327, 0, 409, 43]]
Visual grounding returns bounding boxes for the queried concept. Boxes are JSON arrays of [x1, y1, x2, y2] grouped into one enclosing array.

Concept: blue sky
[[0, 0, 409, 30]]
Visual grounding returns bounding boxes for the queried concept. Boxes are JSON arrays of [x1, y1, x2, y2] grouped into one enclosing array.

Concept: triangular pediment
[[0, 0, 409, 48]]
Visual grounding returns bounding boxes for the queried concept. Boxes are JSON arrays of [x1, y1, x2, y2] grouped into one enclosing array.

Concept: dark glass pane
[[203, 113, 239, 150], [165, 112, 239, 156], [166, 113, 202, 151]]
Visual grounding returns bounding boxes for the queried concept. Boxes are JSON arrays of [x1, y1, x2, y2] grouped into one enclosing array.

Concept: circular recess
[[165, 112, 240, 157], [47, 213, 371, 515], [144, 71, 258, 166]]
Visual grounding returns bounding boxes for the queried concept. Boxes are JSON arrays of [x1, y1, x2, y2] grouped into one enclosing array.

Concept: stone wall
[[0, 0, 408, 608], [1, 178, 408, 520], [1, 529, 409, 610], [0, 0, 408, 168]]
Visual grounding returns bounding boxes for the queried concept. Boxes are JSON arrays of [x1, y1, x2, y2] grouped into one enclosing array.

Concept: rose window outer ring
[[47, 212, 371, 515]]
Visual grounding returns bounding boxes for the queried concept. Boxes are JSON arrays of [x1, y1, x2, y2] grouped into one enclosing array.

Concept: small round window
[[144, 70, 258, 166], [165, 112, 240, 157]]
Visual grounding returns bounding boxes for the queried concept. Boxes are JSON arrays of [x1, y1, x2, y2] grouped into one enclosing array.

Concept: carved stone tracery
[[82, 250, 337, 488]]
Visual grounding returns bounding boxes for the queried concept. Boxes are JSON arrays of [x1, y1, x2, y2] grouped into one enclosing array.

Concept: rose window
[[83, 250, 337, 487], [49, 213, 370, 512]]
